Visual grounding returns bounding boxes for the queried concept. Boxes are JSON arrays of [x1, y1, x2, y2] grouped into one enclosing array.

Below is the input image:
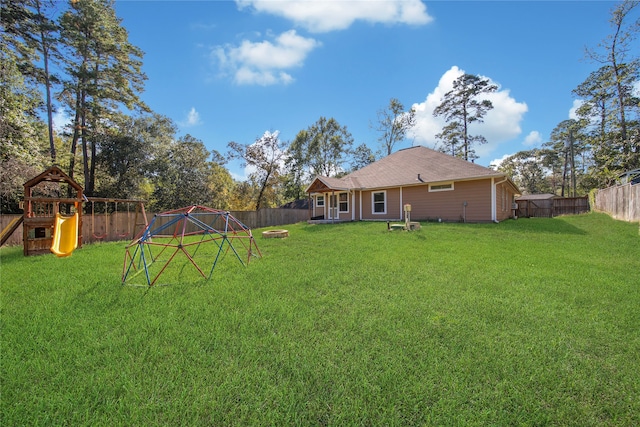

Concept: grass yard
[[1, 212, 639, 426]]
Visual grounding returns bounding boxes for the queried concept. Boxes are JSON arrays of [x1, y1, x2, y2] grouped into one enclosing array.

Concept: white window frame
[[372, 191, 387, 214], [429, 182, 454, 192], [316, 195, 324, 207], [338, 192, 349, 213]]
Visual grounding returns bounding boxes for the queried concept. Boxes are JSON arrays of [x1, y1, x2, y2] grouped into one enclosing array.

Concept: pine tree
[[433, 73, 497, 161]]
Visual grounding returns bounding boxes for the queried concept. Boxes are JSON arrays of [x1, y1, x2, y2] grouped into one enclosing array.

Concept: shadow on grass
[[0, 246, 27, 264], [496, 217, 588, 235]]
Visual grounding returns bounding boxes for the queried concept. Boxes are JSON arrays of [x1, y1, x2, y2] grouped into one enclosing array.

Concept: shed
[[515, 194, 559, 218]]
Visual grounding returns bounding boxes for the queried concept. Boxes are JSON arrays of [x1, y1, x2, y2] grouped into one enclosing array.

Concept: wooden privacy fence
[[230, 208, 309, 230], [553, 197, 590, 216], [516, 197, 590, 218], [1, 208, 309, 248], [594, 183, 639, 222]]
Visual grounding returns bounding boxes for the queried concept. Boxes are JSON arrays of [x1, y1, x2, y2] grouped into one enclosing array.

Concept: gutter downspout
[[492, 177, 508, 223], [400, 187, 403, 221]]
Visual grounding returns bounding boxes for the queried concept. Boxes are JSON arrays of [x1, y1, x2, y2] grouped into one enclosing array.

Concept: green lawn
[[1, 213, 639, 426]]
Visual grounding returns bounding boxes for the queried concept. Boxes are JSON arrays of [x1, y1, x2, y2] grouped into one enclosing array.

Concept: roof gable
[[305, 176, 350, 193], [24, 166, 83, 192]]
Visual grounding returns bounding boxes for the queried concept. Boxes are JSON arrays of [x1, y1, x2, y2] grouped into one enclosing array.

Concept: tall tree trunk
[[561, 148, 569, 197], [89, 134, 96, 195], [80, 96, 90, 195], [34, 0, 56, 162], [87, 56, 101, 196], [463, 109, 469, 161], [609, 16, 628, 145], [68, 89, 81, 197], [255, 170, 272, 211], [570, 131, 576, 197]]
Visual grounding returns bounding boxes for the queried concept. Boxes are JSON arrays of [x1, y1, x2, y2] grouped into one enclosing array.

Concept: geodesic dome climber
[[122, 205, 261, 286]]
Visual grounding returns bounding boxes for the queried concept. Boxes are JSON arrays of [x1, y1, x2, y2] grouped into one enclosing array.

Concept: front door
[[328, 194, 338, 219]]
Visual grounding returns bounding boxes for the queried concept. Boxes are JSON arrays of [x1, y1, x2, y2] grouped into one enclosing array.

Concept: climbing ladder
[[1, 216, 23, 246]]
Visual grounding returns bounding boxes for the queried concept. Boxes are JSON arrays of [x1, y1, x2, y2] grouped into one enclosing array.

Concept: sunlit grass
[[1, 213, 639, 425]]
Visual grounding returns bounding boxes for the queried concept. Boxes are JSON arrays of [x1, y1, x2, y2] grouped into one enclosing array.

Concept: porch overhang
[[305, 176, 351, 194]]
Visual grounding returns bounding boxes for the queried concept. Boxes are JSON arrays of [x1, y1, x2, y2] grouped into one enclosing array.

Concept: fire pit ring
[[262, 229, 289, 238]]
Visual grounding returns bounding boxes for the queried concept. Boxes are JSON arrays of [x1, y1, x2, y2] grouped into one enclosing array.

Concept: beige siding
[[337, 191, 351, 220], [310, 194, 326, 218], [399, 179, 493, 222], [313, 191, 353, 220], [496, 182, 517, 222], [360, 188, 403, 220], [311, 178, 515, 223]]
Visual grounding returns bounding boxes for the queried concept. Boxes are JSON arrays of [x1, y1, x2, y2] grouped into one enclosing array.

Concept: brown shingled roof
[[341, 146, 505, 189]]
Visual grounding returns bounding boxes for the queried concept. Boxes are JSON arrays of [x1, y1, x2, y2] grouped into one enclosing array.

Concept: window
[[338, 192, 348, 212], [429, 182, 454, 192], [372, 191, 386, 214], [316, 195, 324, 207]]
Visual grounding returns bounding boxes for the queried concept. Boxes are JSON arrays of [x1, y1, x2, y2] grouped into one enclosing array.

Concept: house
[[305, 146, 520, 223], [619, 168, 640, 185]]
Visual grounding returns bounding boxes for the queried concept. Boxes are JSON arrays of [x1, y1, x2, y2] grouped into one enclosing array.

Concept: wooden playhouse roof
[[24, 166, 83, 193]]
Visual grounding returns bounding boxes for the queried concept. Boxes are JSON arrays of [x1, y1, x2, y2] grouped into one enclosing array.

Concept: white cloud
[[212, 30, 320, 85], [569, 99, 583, 120], [409, 66, 528, 159], [52, 109, 71, 133], [180, 107, 202, 127], [489, 153, 513, 170], [236, 0, 433, 33], [523, 131, 542, 147]]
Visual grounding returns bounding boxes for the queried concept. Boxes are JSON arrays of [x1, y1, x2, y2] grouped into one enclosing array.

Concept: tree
[[538, 147, 565, 195], [496, 150, 551, 195], [350, 143, 376, 171], [296, 117, 354, 177], [28, 0, 61, 162], [282, 130, 312, 201], [373, 97, 416, 156], [545, 119, 589, 196], [1, 0, 61, 162], [207, 162, 235, 211], [226, 180, 258, 211], [95, 113, 175, 200], [152, 135, 214, 211], [0, 29, 50, 212], [435, 122, 464, 158], [433, 73, 497, 161], [585, 0, 640, 170], [227, 130, 286, 210], [59, 0, 148, 196]]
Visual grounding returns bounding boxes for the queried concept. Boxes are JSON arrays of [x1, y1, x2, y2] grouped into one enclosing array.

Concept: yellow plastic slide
[[51, 212, 79, 257]]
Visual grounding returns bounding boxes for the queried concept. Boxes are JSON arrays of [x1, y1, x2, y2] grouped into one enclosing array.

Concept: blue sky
[[105, 0, 637, 179]]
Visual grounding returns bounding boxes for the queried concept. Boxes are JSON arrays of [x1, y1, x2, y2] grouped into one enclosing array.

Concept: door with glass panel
[[328, 195, 338, 219]]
